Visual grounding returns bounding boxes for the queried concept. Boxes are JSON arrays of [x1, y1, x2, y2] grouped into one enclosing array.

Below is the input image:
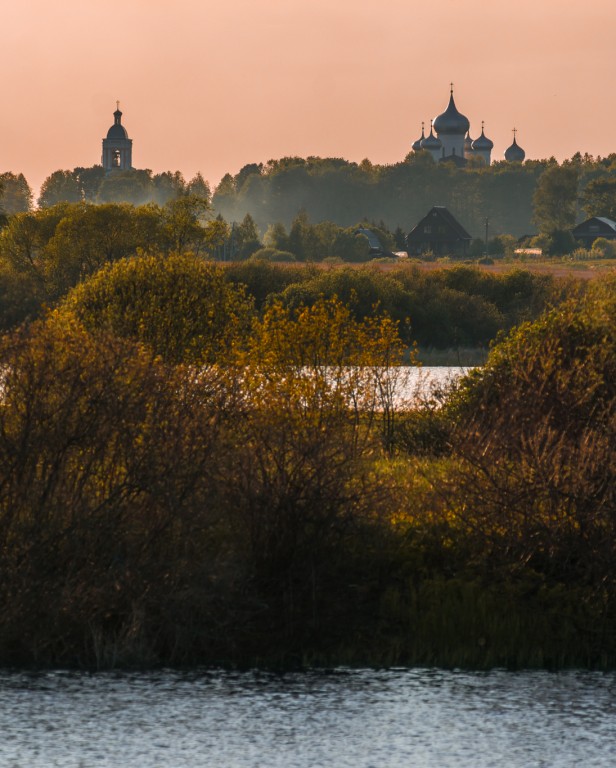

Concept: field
[[329, 257, 616, 281]]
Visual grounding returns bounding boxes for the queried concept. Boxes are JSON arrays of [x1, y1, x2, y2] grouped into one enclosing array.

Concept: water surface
[[1, 668, 615, 767]]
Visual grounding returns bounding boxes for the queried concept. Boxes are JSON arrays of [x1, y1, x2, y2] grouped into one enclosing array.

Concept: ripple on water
[[0, 668, 615, 768]]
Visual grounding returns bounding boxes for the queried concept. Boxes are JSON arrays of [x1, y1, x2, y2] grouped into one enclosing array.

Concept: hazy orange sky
[[3, 0, 616, 198]]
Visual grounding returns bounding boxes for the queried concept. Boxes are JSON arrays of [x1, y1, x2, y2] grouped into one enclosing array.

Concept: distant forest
[[2, 153, 616, 244], [211, 153, 616, 240]]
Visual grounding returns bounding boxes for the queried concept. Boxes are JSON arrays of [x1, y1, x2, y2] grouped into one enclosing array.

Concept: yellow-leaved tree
[[219, 296, 408, 650], [59, 252, 254, 364]]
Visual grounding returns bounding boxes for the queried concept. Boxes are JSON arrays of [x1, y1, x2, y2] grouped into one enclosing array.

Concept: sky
[[3, 0, 616, 199]]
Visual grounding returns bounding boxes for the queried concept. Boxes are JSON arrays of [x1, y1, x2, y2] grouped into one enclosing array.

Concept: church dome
[[106, 108, 129, 140], [472, 126, 494, 151], [421, 124, 442, 150], [504, 133, 525, 162], [464, 132, 474, 153], [412, 124, 426, 152], [433, 88, 470, 136]]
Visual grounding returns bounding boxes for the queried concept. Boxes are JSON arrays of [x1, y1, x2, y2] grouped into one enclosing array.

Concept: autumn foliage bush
[[0, 289, 405, 667], [0, 255, 614, 669], [446, 281, 616, 584]]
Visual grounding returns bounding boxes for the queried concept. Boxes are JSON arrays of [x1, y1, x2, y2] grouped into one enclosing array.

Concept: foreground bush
[[446, 280, 616, 585], [1, 275, 614, 669], [0, 300, 404, 667], [0, 316, 245, 665]]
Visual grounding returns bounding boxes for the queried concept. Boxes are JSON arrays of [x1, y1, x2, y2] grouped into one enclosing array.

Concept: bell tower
[[102, 102, 133, 171]]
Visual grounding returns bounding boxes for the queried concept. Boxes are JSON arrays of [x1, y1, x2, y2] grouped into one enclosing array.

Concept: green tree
[[288, 209, 311, 260], [235, 212, 262, 259], [0, 204, 74, 285], [581, 176, 616, 220], [272, 267, 411, 335], [212, 172, 236, 217], [43, 203, 161, 297], [96, 169, 153, 205], [187, 172, 211, 202], [0, 264, 46, 329], [590, 237, 616, 258], [234, 163, 263, 192], [223, 297, 405, 625], [333, 228, 373, 262], [263, 222, 290, 251], [73, 165, 106, 202], [223, 260, 315, 310], [204, 216, 231, 259], [38, 170, 82, 208], [488, 234, 517, 256], [532, 164, 579, 234], [159, 194, 210, 254], [0, 172, 32, 214], [152, 171, 187, 205], [0, 315, 238, 666]]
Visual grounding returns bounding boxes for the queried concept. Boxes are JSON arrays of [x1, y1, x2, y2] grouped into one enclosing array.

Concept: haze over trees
[[35, 166, 211, 208], [211, 152, 616, 243], [2, 152, 616, 259]]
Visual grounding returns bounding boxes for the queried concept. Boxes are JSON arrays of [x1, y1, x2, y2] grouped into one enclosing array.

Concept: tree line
[[211, 152, 616, 247], [3, 153, 616, 254]]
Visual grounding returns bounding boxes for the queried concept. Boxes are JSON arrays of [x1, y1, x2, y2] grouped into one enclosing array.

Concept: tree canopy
[[59, 253, 255, 364], [532, 164, 579, 234]]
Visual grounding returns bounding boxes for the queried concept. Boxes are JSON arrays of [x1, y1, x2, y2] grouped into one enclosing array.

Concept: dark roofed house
[[405, 206, 472, 257], [572, 216, 616, 247]]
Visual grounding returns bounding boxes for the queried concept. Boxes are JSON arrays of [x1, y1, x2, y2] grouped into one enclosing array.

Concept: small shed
[[354, 228, 393, 258], [405, 206, 472, 257], [572, 216, 616, 247]]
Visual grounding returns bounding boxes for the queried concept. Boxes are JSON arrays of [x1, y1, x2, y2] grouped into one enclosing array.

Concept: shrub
[[0, 316, 239, 665], [249, 247, 296, 262], [446, 278, 616, 586], [59, 253, 254, 364], [591, 237, 616, 259]]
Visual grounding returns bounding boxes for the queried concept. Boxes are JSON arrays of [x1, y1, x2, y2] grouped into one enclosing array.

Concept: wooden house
[[405, 206, 472, 257], [572, 217, 616, 247]]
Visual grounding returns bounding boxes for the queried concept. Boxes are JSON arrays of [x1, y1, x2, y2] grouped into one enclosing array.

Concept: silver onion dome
[[504, 130, 525, 162], [472, 124, 494, 151], [412, 123, 426, 151], [433, 87, 470, 135], [421, 123, 442, 150]]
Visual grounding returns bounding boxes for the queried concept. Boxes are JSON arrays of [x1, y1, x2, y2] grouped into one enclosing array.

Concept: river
[[1, 667, 615, 767], [394, 365, 468, 404]]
